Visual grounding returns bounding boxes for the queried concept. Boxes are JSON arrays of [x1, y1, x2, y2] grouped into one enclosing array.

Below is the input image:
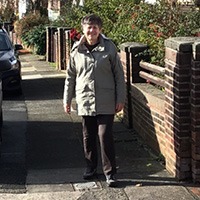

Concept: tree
[[27, 0, 48, 16], [0, 0, 17, 22]]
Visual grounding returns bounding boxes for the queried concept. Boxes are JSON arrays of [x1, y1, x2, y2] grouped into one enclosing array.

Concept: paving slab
[[124, 185, 196, 200], [0, 191, 84, 200]]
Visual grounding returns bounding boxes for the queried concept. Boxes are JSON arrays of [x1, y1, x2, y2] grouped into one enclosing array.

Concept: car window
[[0, 34, 11, 51]]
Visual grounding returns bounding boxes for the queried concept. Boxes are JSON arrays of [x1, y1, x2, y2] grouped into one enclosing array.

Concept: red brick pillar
[[120, 42, 149, 128], [57, 28, 64, 70], [46, 27, 57, 63], [46, 27, 51, 62], [57, 27, 71, 70], [55, 31, 59, 70], [164, 37, 195, 180], [191, 41, 200, 182]]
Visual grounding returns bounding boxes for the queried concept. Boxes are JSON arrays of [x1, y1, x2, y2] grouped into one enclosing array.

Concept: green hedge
[[14, 13, 49, 55], [54, 0, 200, 66], [13, 0, 200, 62]]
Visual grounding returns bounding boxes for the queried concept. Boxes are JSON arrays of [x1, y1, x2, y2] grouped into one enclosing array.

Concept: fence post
[[55, 31, 59, 70], [55, 27, 72, 70], [57, 27, 64, 70], [46, 27, 51, 62], [46, 26, 57, 63]]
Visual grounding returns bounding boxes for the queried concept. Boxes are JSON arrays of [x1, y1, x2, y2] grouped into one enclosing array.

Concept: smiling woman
[[63, 14, 126, 188]]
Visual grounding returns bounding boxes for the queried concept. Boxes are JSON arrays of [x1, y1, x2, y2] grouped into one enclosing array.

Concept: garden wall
[[130, 84, 165, 157], [46, 26, 71, 70], [120, 43, 166, 161], [120, 38, 200, 182]]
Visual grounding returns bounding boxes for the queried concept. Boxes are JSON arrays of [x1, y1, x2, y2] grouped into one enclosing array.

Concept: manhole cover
[[73, 182, 99, 190]]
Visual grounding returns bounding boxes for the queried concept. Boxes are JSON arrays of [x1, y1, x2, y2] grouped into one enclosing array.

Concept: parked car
[[0, 26, 23, 94]]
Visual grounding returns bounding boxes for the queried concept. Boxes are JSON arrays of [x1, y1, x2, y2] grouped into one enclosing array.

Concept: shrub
[[54, 0, 141, 34], [14, 13, 49, 55], [110, 0, 200, 65], [21, 24, 47, 55], [14, 13, 48, 37], [56, 0, 200, 66], [0, 0, 16, 22]]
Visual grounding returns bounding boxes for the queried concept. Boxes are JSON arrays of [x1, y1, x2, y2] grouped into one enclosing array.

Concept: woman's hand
[[64, 104, 71, 114], [115, 103, 124, 113]]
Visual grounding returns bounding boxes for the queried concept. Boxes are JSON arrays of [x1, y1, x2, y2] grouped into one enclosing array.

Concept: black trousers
[[82, 114, 116, 176]]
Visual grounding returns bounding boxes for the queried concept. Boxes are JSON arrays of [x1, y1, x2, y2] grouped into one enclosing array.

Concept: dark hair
[[81, 14, 103, 28]]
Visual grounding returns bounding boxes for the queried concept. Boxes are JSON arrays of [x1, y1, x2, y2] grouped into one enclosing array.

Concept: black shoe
[[83, 168, 97, 180], [106, 174, 118, 187]]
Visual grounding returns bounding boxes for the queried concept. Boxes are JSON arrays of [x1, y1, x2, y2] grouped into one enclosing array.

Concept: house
[[18, 0, 27, 19], [48, 0, 61, 21], [18, 0, 48, 20], [47, 0, 84, 21]]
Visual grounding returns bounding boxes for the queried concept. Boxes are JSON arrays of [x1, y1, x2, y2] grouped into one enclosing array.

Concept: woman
[[63, 14, 125, 187]]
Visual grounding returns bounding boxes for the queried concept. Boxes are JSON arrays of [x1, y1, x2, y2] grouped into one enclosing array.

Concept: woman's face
[[82, 23, 101, 45]]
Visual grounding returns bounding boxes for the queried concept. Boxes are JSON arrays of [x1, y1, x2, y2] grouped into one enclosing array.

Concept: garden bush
[[0, 0, 16, 23], [55, 0, 200, 66], [21, 24, 47, 55], [14, 13, 49, 55], [120, 0, 200, 65]]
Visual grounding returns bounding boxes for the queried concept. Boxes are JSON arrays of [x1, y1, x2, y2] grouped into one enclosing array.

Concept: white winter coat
[[63, 34, 125, 116]]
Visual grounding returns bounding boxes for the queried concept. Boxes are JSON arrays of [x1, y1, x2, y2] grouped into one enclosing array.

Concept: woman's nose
[[89, 28, 94, 32]]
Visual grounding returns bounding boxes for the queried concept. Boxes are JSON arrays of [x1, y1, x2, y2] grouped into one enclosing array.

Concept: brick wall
[[46, 26, 71, 70], [120, 38, 200, 182], [130, 84, 165, 156], [120, 43, 165, 156]]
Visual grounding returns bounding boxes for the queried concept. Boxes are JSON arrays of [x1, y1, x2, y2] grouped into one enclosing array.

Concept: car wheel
[[17, 88, 22, 95], [15, 85, 23, 95]]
